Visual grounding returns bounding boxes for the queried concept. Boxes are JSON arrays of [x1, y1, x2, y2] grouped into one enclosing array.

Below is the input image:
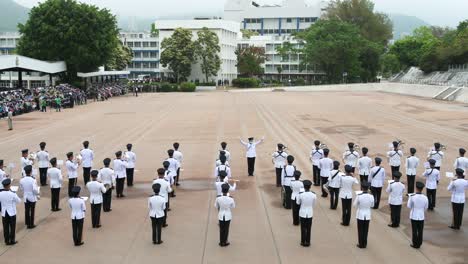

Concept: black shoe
[[28, 225, 37, 229], [163, 224, 168, 228], [96, 225, 102, 228], [157, 241, 163, 244], [56, 208, 62, 211], [410, 244, 419, 249], [176, 183, 180, 186], [304, 243, 310, 247], [8, 241, 18, 246], [153, 241, 157, 245], [340, 223, 347, 226], [75, 242, 84, 246], [219, 242, 224, 247], [449, 225, 459, 230], [356, 244, 364, 249], [167, 208, 171, 212], [224, 242, 230, 246], [388, 224, 396, 228], [120, 194, 126, 198]]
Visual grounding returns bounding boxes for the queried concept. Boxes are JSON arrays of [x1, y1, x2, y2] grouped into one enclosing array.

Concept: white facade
[[120, 32, 160, 79]]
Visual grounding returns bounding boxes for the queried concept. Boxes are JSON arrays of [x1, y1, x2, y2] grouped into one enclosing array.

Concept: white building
[[119, 32, 160, 79]]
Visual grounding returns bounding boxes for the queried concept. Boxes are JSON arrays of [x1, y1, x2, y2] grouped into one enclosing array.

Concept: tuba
[[75, 154, 83, 164], [28, 152, 37, 161]]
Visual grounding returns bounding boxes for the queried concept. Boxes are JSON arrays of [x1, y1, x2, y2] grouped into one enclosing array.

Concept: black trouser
[[329, 187, 339, 209], [341, 198, 352, 225], [357, 219, 370, 248], [24, 201, 36, 228], [126, 168, 134, 186], [452, 202, 464, 229], [163, 203, 168, 225], [275, 168, 282, 187], [391, 166, 400, 179], [292, 198, 300, 225], [300, 217, 312, 245], [407, 175, 416, 194], [51, 188, 60, 210], [151, 217, 163, 243], [359, 175, 368, 185], [103, 188, 112, 212], [321, 177, 328, 197], [411, 220, 424, 248], [83, 167, 91, 185], [219, 218, 231, 245], [2, 212, 16, 244], [283, 186, 292, 209], [390, 204, 402, 227], [72, 218, 84, 245], [68, 178, 77, 197], [90, 203, 102, 228], [427, 188, 437, 209], [370, 186, 382, 209], [247, 157, 256, 176], [39, 167, 48, 186], [176, 168, 180, 185], [116, 178, 125, 197], [313, 166, 321, 186]]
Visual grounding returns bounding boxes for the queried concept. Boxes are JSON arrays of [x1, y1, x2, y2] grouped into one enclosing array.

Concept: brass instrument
[[75, 154, 83, 165], [319, 143, 328, 149], [28, 152, 37, 161], [353, 144, 361, 152]]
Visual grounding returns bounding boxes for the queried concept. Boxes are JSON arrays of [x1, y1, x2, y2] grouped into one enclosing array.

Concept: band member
[[386, 172, 405, 227], [427, 143, 444, 171], [125, 144, 137, 187], [447, 168, 468, 230], [37, 142, 50, 186], [219, 142, 231, 162], [423, 159, 440, 210], [80, 141, 94, 185], [149, 183, 166, 244], [291, 171, 304, 226], [340, 165, 359, 226], [296, 180, 316, 247], [387, 141, 403, 176], [406, 148, 419, 194], [319, 149, 333, 198], [69, 186, 86, 246], [272, 144, 288, 187], [66, 152, 79, 197], [216, 151, 230, 167], [86, 170, 106, 228], [369, 157, 386, 209], [0, 160, 9, 191], [98, 158, 115, 212], [20, 149, 34, 178], [328, 161, 342, 210], [215, 171, 236, 197], [165, 149, 180, 191], [19, 165, 39, 229], [153, 168, 172, 227], [240, 136, 264, 176], [453, 148, 468, 172], [310, 141, 324, 186], [163, 161, 177, 198], [173, 143, 183, 186], [214, 155, 231, 182], [0, 179, 21, 245], [114, 151, 127, 198], [48, 158, 63, 211], [408, 182, 428, 249], [282, 155, 296, 209], [354, 181, 374, 249], [343, 143, 359, 173], [215, 184, 236, 247], [358, 147, 372, 184]]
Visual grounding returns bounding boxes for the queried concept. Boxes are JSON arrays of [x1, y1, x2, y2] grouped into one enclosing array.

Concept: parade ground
[[0, 88, 467, 264]]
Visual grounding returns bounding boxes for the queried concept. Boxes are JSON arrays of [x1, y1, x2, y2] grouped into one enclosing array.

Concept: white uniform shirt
[[423, 168, 440, 190], [447, 179, 468, 203], [113, 159, 127, 179], [153, 178, 173, 202], [343, 150, 360, 167], [69, 198, 86, 219], [427, 150, 444, 167], [36, 150, 50, 168], [386, 181, 405, 205], [340, 175, 359, 199], [369, 166, 386, 188], [80, 148, 94, 168], [296, 191, 317, 218], [319, 157, 333, 177], [454, 157, 468, 172], [310, 148, 324, 167], [0, 190, 21, 216], [21, 157, 34, 177], [125, 151, 137, 169], [47, 167, 63, 189], [272, 151, 288, 168], [86, 181, 106, 204], [354, 192, 375, 220], [214, 182, 236, 196], [98, 167, 115, 186], [148, 195, 166, 218], [406, 156, 420, 176], [215, 195, 235, 221], [281, 165, 296, 186], [407, 194, 428, 220], [215, 159, 230, 167], [173, 150, 183, 164], [387, 150, 403, 166], [165, 158, 180, 172], [0, 169, 7, 189], [328, 170, 343, 188], [240, 139, 263, 158], [214, 164, 231, 180], [291, 180, 304, 200], [66, 160, 79, 179], [358, 156, 372, 176], [219, 149, 231, 162], [19, 176, 39, 203], [164, 170, 176, 185]]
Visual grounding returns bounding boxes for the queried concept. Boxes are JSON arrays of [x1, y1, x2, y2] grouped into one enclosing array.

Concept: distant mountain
[[0, 0, 29, 32], [389, 14, 430, 40]]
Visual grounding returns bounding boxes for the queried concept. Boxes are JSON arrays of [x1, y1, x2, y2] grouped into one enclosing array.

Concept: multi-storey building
[[119, 32, 160, 79], [0, 32, 19, 55]]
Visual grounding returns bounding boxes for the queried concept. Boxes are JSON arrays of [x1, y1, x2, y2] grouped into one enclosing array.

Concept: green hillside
[[0, 0, 29, 32], [389, 14, 430, 40]]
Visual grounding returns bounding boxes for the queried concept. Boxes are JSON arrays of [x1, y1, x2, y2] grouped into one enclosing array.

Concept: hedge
[[180, 82, 197, 92], [232, 78, 260, 88]]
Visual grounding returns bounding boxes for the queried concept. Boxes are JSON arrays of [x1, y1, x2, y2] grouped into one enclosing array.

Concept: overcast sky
[[15, 0, 468, 27]]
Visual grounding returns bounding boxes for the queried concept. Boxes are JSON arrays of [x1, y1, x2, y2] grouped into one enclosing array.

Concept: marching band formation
[[0, 138, 467, 251]]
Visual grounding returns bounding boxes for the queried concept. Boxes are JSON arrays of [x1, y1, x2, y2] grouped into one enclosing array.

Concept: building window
[[286, 18, 292, 23], [150, 42, 158, 47], [134, 42, 141, 47], [127, 42, 133, 47], [299, 18, 305, 23], [143, 42, 149, 47]]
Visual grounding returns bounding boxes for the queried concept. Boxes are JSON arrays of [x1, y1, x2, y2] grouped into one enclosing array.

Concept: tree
[[194, 27, 221, 83], [380, 53, 400, 77], [276, 66, 283, 81], [150, 23, 159, 37], [17, 0, 121, 82], [240, 29, 259, 39], [106, 41, 133, 71], [160, 28, 195, 83], [235, 46, 266, 77]]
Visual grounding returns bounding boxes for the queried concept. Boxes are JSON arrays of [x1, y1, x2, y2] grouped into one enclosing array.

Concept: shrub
[[180, 82, 196, 92], [160, 82, 175, 92], [232, 78, 260, 88], [294, 77, 305, 86]]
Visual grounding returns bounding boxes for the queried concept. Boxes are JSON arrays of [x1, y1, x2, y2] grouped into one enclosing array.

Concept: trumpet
[[319, 143, 328, 149], [28, 152, 37, 161], [74, 154, 83, 164], [353, 144, 361, 152], [440, 144, 448, 151]]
